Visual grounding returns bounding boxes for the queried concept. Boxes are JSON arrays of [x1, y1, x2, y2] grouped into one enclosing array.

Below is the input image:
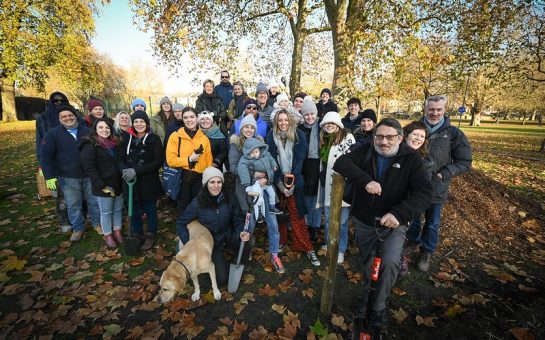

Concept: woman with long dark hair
[[80, 118, 124, 248]]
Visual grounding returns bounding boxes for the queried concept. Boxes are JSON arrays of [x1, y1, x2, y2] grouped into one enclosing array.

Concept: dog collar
[[174, 258, 191, 277]]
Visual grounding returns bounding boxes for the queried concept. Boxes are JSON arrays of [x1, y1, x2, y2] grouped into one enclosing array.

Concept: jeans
[[323, 206, 350, 253], [304, 195, 322, 229], [96, 195, 124, 235], [406, 203, 443, 253], [248, 191, 280, 254], [58, 177, 100, 232], [130, 199, 158, 235]]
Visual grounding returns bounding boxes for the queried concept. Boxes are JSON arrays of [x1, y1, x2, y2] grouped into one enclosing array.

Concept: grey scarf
[[304, 122, 319, 159], [273, 132, 294, 175]]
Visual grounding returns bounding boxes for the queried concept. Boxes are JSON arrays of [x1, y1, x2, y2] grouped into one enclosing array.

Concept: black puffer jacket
[[334, 142, 433, 226], [80, 139, 122, 197], [117, 131, 164, 202], [195, 92, 228, 135], [316, 100, 339, 118]]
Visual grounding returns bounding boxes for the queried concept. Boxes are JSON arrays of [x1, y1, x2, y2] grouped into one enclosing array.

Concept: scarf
[[98, 136, 116, 157], [273, 132, 293, 175], [184, 127, 197, 139], [202, 123, 225, 139], [303, 122, 319, 159], [320, 133, 335, 163], [424, 116, 445, 134]]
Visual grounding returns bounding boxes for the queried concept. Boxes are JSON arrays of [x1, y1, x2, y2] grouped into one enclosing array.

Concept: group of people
[[35, 71, 472, 330]]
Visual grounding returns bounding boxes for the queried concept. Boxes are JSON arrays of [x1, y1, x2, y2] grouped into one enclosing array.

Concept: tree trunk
[[326, 0, 352, 98], [376, 95, 382, 120], [469, 97, 481, 127], [289, 31, 306, 96], [1, 78, 18, 122], [539, 138, 545, 153]]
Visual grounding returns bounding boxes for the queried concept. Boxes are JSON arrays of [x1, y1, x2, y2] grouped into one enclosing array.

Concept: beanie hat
[[57, 103, 78, 116], [293, 92, 308, 101], [320, 88, 332, 97], [301, 96, 318, 115], [172, 103, 184, 111], [87, 99, 104, 112], [347, 97, 361, 107], [131, 98, 147, 110], [202, 166, 224, 185], [198, 110, 215, 122], [360, 109, 377, 124], [320, 111, 344, 129], [159, 96, 172, 106], [131, 111, 150, 127], [244, 98, 258, 107], [255, 82, 268, 96], [275, 93, 289, 103], [240, 114, 257, 131], [268, 80, 279, 89]]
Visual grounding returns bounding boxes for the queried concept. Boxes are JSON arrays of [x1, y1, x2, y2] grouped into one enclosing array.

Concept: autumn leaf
[[283, 311, 301, 329], [219, 316, 232, 325], [1, 256, 27, 271], [272, 303, 286, 314], [302, 288, 315, 298], [88, 324, 103, 336], [309, 319, 328, 337], [259, 284, 277, 297], [243, 273, 255, 284], [392, 287, 407, 296], [331, 314, 348, 331], [299, 270, 313, 284], [128, 256, 145, 266], [0, 271, 9, 283], [103, 324, 122, 336], [509, 327, 535, 340], [248, 325, 270, 339], [233, 302, 246, 315], [415, 315, 437, 327], [518, 284, 538, 293], [482, 264, 516, 283], [278, 278, 295, 292], [390, 307, 408, 324], [443, 304, 466, 318]]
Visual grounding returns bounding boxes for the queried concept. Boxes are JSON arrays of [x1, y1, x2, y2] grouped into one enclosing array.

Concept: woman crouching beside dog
[[175, 167, 252, 288]]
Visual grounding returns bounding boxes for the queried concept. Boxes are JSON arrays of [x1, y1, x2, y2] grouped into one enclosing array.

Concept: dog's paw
[[191, 291, 201, 301], [213, 289, 222, 301]]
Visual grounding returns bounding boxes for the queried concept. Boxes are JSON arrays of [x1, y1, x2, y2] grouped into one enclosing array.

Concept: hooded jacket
[[333, 142, 433, 226], [214, 82, 234, 108], [36, 92, 69, 165], [79, 138, 122, 197], [237, 138, 278, 187], [166, 127, 212, 173]]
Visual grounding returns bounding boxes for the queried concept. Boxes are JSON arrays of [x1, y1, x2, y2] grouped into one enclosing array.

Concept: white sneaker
[[60, 225, 72, 233], [307, 251, 321, 266], [337, 252, 345, 265]]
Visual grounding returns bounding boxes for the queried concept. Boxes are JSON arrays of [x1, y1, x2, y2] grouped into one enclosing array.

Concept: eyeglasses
[[246, 105, 257, 110], [53, 99, 67, 103], [374, 134, 399, 142]]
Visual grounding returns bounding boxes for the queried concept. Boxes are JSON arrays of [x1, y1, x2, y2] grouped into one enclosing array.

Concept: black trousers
[[176, 171, 202, 216]]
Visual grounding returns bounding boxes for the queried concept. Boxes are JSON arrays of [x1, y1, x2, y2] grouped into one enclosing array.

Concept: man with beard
[[214, 70, 234, 109], [333, 118, 432, 330]]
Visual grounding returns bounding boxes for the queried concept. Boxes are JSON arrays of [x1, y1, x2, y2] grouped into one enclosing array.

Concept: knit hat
[[131, 111, 150, 127], [202, 166, 224, 185], [320, 88, 332, 97], [131, 98, 147, 110], [360, 109, 377, 124], [268, 80, 279, 89], [87, 99, 104, 112], [301, 96, 318, 115], [198, 110, 215, 122], [159, 96, 172, 106], [244, 98, 258, 107], [172, 103, 184, 111], [255, 82, 268, 96], [240, 114, 257, 131], [320, 111, 344, 128], [57, 103, 78, 116], [275, 93, 289, 104]]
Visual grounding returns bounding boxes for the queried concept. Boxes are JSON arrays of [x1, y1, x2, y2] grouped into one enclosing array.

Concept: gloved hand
[[122, 168, 136, 181], [189, 152, 201, 162], [46, 178, 57, 190], [194, 144, 204, 154], [101, 186, 115, 197]]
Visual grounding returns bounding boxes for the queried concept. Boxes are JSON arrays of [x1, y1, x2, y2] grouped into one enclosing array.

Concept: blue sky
[[91, 1, 200, 93]]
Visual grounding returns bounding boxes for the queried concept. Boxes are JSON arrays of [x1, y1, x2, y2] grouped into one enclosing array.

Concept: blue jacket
[[214, 82, 234, 108], [40, 124, 91, 180], [176, 193, 245, 247], [265, 129, 308, 217], [232, 113, 269, 139]]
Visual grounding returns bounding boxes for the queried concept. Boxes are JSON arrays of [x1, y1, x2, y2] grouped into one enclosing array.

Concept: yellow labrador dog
[[156, 219, 222, 303]]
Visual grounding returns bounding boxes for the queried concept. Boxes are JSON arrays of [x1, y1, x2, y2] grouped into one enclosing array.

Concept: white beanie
[[301, 96, 317, 115], [198, 110, 214, 122], [320, 111, 344, 129], [275, 93, 289, 103], [202, 167, 224, 185]]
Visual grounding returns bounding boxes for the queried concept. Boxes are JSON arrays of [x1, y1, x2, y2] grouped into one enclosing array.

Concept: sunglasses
[[53, 99, 67, 103], [246, 105, 258, 110], [221, 75, 230, 79]]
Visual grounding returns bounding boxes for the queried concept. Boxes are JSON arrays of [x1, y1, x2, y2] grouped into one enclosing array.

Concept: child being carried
[[237, 138, 282, 222]]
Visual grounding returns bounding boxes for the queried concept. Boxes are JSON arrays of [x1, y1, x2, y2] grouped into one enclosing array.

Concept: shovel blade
[[227, 263, 244, 293], [123, 237, 142, 256]]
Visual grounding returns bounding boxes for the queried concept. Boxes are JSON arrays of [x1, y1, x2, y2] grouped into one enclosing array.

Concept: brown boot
[[141, 233, 155, 251], [112, 229, 123, 244]]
